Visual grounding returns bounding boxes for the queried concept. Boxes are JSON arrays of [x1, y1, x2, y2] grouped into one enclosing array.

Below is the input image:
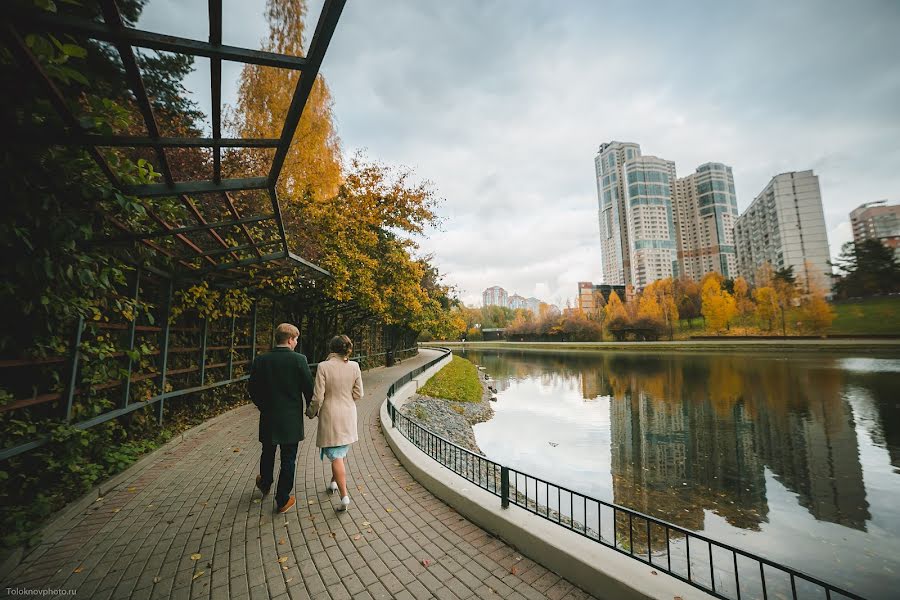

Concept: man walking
[[249, 323, 314, 513]]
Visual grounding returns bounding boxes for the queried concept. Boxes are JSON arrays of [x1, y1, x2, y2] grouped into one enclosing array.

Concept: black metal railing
[[385, 348, 866, 600]]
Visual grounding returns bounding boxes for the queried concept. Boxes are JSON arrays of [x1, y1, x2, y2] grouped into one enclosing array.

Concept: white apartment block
[[525, 297, 541, 314], [482, 286, 508, 308], [734, 170, 832, 289], [675, 163, 740, 280], [623, 156, 679, 287]]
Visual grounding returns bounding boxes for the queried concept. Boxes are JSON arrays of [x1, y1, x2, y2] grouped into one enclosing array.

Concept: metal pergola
[[0, 0, 382, 461], [5, 0, 347, 284]]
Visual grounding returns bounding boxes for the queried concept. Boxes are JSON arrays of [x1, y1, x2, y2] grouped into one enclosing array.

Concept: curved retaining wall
[[380, 351, 710, 600]]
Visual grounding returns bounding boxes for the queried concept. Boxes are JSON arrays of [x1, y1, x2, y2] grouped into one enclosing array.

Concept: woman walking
[[307, 335, 363, 511]]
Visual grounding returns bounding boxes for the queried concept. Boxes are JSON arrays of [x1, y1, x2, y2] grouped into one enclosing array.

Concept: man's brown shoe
[[255, 474, 271, 496], [277, 496, 295, 513]]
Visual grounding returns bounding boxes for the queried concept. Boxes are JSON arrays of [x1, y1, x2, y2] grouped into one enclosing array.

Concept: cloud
[[137, 0, 900, 306]]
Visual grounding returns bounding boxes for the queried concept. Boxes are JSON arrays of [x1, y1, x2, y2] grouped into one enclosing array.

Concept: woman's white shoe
[[327, 481, 338, 495], [337, 495, 351, 512]]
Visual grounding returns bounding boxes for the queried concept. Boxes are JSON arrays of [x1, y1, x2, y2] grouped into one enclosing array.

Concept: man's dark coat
[[249, 347, 314, 444]]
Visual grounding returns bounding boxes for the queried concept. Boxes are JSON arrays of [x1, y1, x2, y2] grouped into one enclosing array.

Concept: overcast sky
[[139, 0, 900, 307]]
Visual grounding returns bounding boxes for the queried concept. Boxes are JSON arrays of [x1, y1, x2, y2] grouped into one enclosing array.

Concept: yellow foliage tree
[[733, 276, 755, 323], [604, 291, 628, 323], [797, 264, 835, 334], [230, 0, 342, 202], [701, 276, 737, 334], [753, 286, 778, 331]]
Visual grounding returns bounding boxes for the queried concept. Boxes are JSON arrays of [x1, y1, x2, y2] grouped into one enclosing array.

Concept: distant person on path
[[306, 334, 363, 512], [249, 323, 314, 513]]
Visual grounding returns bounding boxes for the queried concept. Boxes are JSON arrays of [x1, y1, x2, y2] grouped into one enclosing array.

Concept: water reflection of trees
[[465, 350, 874, 534]]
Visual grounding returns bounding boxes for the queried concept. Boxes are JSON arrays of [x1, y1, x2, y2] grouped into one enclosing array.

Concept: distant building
[[734, 170, 832, 289], [525, 297, 541, 314], [674, 163, 740, 280], [624, 156, 679, 287], [507, 294, 527, 310], [482, 286, 508, 308], [577, 282, 626, 314], [850, 200, 900, 257]]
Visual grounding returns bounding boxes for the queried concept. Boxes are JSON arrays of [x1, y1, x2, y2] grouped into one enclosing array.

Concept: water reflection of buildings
[[468, 350, 873, 533], [605, 355, 870, 531]]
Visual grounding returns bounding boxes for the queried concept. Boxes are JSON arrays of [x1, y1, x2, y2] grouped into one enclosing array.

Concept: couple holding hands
[[249, 323, 363, 513]]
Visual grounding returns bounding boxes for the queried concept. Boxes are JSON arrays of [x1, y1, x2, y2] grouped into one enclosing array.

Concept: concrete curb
[[0, 401, 253, 583], [380, 354, 712, 600]]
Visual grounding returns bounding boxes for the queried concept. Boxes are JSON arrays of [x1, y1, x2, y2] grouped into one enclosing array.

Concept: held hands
[[305, 400, 319, 419]]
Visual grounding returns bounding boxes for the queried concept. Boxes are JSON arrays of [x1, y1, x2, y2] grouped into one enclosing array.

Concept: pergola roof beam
[[11, 8, 309, 70], [124, 177, 268, 197]]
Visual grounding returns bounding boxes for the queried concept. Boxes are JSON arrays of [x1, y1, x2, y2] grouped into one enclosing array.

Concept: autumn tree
[[753, 287, 778, 331], [645, 278, 679, 339], [674, 278, 702, 325], [773, 266, 798, 337], [604, 291, 629, 340], [701, 276, 737, 334], [732, 276, 755, 325], [230, 0, 342, 202], [796, 265, 835, 335]]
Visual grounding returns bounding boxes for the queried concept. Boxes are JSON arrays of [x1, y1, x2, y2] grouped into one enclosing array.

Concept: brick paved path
[[3, 349, 595, 600]]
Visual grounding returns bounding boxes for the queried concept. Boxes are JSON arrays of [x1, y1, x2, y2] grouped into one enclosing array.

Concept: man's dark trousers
[[259, 441, 299, 507]]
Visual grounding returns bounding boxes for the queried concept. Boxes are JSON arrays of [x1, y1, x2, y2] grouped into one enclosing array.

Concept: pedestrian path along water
[[2, 349, 595, 600]]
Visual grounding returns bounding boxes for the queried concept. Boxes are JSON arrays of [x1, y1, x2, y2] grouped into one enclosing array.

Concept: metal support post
[[250, 300, 258, 360], [121, 267, 141, 408], [157, 279, 173, 425], [63, 316, 84, 423], [500, 466, 510, 509], [227, 314, 236, 379], [199, 317, 208, 386]]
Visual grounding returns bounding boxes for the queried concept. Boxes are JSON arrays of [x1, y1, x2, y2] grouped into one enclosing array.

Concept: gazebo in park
[[0, 0, 417, 463]]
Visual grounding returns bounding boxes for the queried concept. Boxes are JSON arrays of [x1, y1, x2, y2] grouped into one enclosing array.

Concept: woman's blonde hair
[[328, 334, 352, 357]]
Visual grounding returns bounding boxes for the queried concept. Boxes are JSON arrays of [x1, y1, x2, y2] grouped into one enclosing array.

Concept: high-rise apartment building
[[734, 170, 832, 288], [482, 286, 508, 308], [674, 163, 740, 280], [595, 141, 641, 285], [624, 156, 679, 287], [507, 294, 527, 310], [524, 297, 541, 314], [850, 200, 900, 256]]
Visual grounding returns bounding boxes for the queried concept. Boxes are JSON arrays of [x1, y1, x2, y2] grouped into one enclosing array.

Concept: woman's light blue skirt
[[320, 445, 350, 461]]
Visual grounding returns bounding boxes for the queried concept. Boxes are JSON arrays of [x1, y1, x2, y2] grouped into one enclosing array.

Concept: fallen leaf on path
[[279, 538, 285, 545], [361, 521, 371, 527], [510, 566, 518, 575], [422, 559, 431, 567], [192, 571, 203, 580], [282, 566, 288, 571], [651, 570, 657, 575], [386, 507, 393, 513], [286, 577, 293, 583], [190, 553, 201, 560], [153, 577, 160, 584], [127, 487, 136, 492], [112, 508, 120, 513], [308, 500, 315, 505], [233, 447, 240, 452], [253, 499, 260, 504], [353, 535, 361, 541], [73, 567, 83, 573], [278, 556, 288, 564]]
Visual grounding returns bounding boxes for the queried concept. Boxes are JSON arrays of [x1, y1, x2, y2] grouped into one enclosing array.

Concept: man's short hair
[[274, 323, 300, 345]]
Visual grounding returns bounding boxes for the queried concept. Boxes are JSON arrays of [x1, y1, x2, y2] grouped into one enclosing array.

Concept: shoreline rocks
[[399, 371, 494, 455]]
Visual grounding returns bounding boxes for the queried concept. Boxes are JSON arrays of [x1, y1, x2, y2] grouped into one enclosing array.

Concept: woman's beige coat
[[313, 354, 364, 448]]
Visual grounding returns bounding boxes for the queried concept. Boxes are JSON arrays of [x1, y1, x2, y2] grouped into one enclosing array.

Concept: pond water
[[461, 349, 900, 600]]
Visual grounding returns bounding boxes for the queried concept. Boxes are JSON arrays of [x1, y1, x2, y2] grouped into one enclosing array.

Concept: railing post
[[390, 400, 395, 428], [63, 315, 85, 423], [501, 466, 509, 509], [121, 266, 141, 408], [157, 279, 173, 425]]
